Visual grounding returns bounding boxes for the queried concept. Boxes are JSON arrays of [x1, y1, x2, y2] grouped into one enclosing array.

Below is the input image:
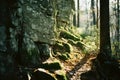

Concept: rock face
[[0, 0, 75, 79], [55, 0, 75, 27], [22, 0, 55, 44]]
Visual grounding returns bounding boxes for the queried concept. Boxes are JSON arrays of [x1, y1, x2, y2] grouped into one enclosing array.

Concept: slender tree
[[91, 0, 96, 25], [115, 0, 120, 57], [77, 0, 80, 27], [96, 0, 99, 28]]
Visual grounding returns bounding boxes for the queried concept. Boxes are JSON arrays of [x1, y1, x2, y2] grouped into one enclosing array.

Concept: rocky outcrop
[[55, 0, 75, 27], [0, 0, 75, 80]]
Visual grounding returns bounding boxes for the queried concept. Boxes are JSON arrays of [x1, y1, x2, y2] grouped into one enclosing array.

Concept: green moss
[[62, 43, 73, 53], [76, 41, 85, 50], [55, 70, 67, 80], [53, 42, 64, 54], [41, 62, 62, 70], [58, 54, 70, 60], [60, 30, 80, 41], [68, 39, 76, 45], [53, 41, 73, 54]]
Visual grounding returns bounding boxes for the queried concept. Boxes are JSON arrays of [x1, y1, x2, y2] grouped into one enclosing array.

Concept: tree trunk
[[115, 0, 120, 57], [99, 0, 112, 60], [77, 0, 80, 27], [91, 0, 96, 25]]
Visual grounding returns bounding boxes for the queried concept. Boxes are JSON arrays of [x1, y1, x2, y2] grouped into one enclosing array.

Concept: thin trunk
[[86, 0, 89, 28], [96, 0, 99, 50], [77, 0, 80, 27], [115, 0, 120, 57], [96, 0, 99, 28], [91, 0, 96, 25]]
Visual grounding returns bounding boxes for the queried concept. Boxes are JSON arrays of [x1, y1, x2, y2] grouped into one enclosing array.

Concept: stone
[[21, 0, 55, 44], [35, 42, 52, 57], [62, 43, 73, 53], [0, 26, 7, 53], [0, 55, 16, 80], [76, 41, 85, 50], [31, 68, 57, 80], [55, 0, 75, 27], [18, 36, 40, 67], [53, 41, 73, 54], [55, 70, 68, 80], [58, 53, 70, 61]]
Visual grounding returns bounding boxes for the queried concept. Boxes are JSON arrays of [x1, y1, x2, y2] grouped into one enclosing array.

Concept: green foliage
[[78, 26, 100, 52], [60, 30, 81, 41], [55, 26, 99, 55]]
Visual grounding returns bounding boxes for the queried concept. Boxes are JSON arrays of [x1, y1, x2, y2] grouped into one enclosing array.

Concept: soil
[[63, 53, 97, 80]]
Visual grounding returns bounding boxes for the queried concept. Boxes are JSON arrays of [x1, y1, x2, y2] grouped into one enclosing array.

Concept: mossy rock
[[58, 53, 70, 60], [60, 30, 80, 41], [62, 43, 73, 53], [41, 62, 62, 70], [53, 41, 73, 54], [67, 39, 76, 45], [55, 70, 68, 80], [32, 68, 57, 80], [53, 42, 64, 54], [76, 41, 85, 50]]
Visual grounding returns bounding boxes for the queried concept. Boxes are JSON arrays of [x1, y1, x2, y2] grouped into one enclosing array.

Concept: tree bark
[[115, 0, 120, 57], [77, 0, 80, 27], [91, 0, 96, 25], [100, 0, 111, 55]]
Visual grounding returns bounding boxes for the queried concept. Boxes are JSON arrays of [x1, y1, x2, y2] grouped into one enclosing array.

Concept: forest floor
[[51, 28, 120, 80], [65, 52, 97, 80], [55, 42, 97, 80], [66, 53, 97, 80], [52, 29, 98, 80]]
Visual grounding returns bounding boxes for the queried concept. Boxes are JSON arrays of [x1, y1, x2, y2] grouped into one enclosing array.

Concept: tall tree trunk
[[98, 0, 112, 61]]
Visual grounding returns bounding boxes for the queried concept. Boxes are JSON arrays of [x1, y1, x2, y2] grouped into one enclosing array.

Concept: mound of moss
[[53, 41, 73, 54], [41, 61, 62, 70], [58, 53, 70, 61], [60, 30, 80, 41]]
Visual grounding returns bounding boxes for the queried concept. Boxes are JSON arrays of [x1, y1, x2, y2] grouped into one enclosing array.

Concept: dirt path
[[66, 54, 96, 80]]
